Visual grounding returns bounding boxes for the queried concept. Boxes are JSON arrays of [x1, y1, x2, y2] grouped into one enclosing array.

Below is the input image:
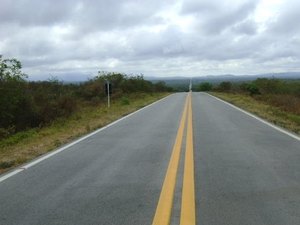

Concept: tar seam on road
[[206, 93, 300, 141], [152, 92, 196, 225], [0, 94, 173, 184]]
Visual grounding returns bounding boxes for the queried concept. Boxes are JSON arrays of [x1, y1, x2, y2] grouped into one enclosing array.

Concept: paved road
[[193, 93, 300, 225], [0, 92, 300, 225]]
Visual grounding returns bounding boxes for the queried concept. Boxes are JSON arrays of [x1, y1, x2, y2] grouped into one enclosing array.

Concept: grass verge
[[0, 93, 169, 174], [210, 92, 300, 135]]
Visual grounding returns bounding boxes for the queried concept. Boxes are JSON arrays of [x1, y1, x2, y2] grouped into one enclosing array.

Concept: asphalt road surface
[[0, 92, 299, 225]]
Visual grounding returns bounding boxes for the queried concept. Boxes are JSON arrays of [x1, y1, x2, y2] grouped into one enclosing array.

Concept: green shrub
[[246, 83, 260, 95], [0, 57, 172, 140], [0, 161, 15, 169], [120, 97, 130, 105], [0, 128, 10, 140], [198, 82, 213, 91], [218, 81, 232, 92]]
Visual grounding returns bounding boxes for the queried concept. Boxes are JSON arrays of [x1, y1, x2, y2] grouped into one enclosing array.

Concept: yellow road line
[[152, 94, 189, 225], [180, 93, 196, 225]]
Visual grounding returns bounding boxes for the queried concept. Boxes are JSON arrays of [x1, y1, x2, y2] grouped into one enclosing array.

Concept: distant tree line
[[195, 78, 300, 115], [0, 56, 172, 139]]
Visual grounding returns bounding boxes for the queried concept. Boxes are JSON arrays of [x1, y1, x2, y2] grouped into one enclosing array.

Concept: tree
[[254, 78, 285, 94], [0, 55, 27, 81], [0, 56, 32, 136], [197, 82, 213, 91], [218, 81, 232, 92], [246, 83, 260, 95]]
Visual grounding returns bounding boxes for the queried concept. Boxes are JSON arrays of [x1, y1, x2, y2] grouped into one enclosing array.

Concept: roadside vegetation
[[0, 56, 171, 173], [195, 79, 300, 135]]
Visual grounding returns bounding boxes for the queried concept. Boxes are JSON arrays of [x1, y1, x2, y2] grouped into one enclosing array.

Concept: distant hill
[[146, 72, 300, 90], [29, 72, 300, 85]]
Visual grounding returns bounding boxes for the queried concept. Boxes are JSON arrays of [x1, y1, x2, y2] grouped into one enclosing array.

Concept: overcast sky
[[1, 0, 300, 80]]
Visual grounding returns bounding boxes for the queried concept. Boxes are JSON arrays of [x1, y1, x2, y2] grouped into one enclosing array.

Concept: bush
[[154, 81, 171, 92], [236, 78, 300, 115], [0, 56, 31, 132], [255, 94, 300, 115], [0, 57, 173, 140], [254, 78, 285, 94], [218, 81, 232, 92], [197, 82, 213, 91], [246, 83, 260, 95], [0, 161, 15, 169], [57, 95, 77, 117], [0, 128, 10, 139], [120, 97, 130, 105]]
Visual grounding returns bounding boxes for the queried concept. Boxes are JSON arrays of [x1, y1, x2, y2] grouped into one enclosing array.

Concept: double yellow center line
[[152, 93, 196, 225]]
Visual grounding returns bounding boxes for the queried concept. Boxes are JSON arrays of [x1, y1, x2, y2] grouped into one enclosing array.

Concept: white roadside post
[[105, 80, 111, 108], [107, 81, 110, 108]]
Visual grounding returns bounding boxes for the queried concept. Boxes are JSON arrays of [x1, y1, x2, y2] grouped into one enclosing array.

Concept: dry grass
[[0, 93, 169, 174], [210, 92, 300, 135], [254, 94, 300, 115]]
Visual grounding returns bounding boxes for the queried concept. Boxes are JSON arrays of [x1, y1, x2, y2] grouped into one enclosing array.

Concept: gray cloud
[[181, 0, 259, 35], [0, 0, 299, 79], [268, 0, 300, 36], [231, 19, 257, 35], [0, 0, 75, 26]]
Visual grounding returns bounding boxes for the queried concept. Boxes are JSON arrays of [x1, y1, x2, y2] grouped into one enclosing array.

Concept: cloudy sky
[[1, 0, 300, 80]]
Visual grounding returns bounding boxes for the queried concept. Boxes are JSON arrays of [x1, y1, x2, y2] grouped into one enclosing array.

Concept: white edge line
[[205, 93, 300, 141], [0, 169, 23, 183], [0, 94, 174, 183]]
